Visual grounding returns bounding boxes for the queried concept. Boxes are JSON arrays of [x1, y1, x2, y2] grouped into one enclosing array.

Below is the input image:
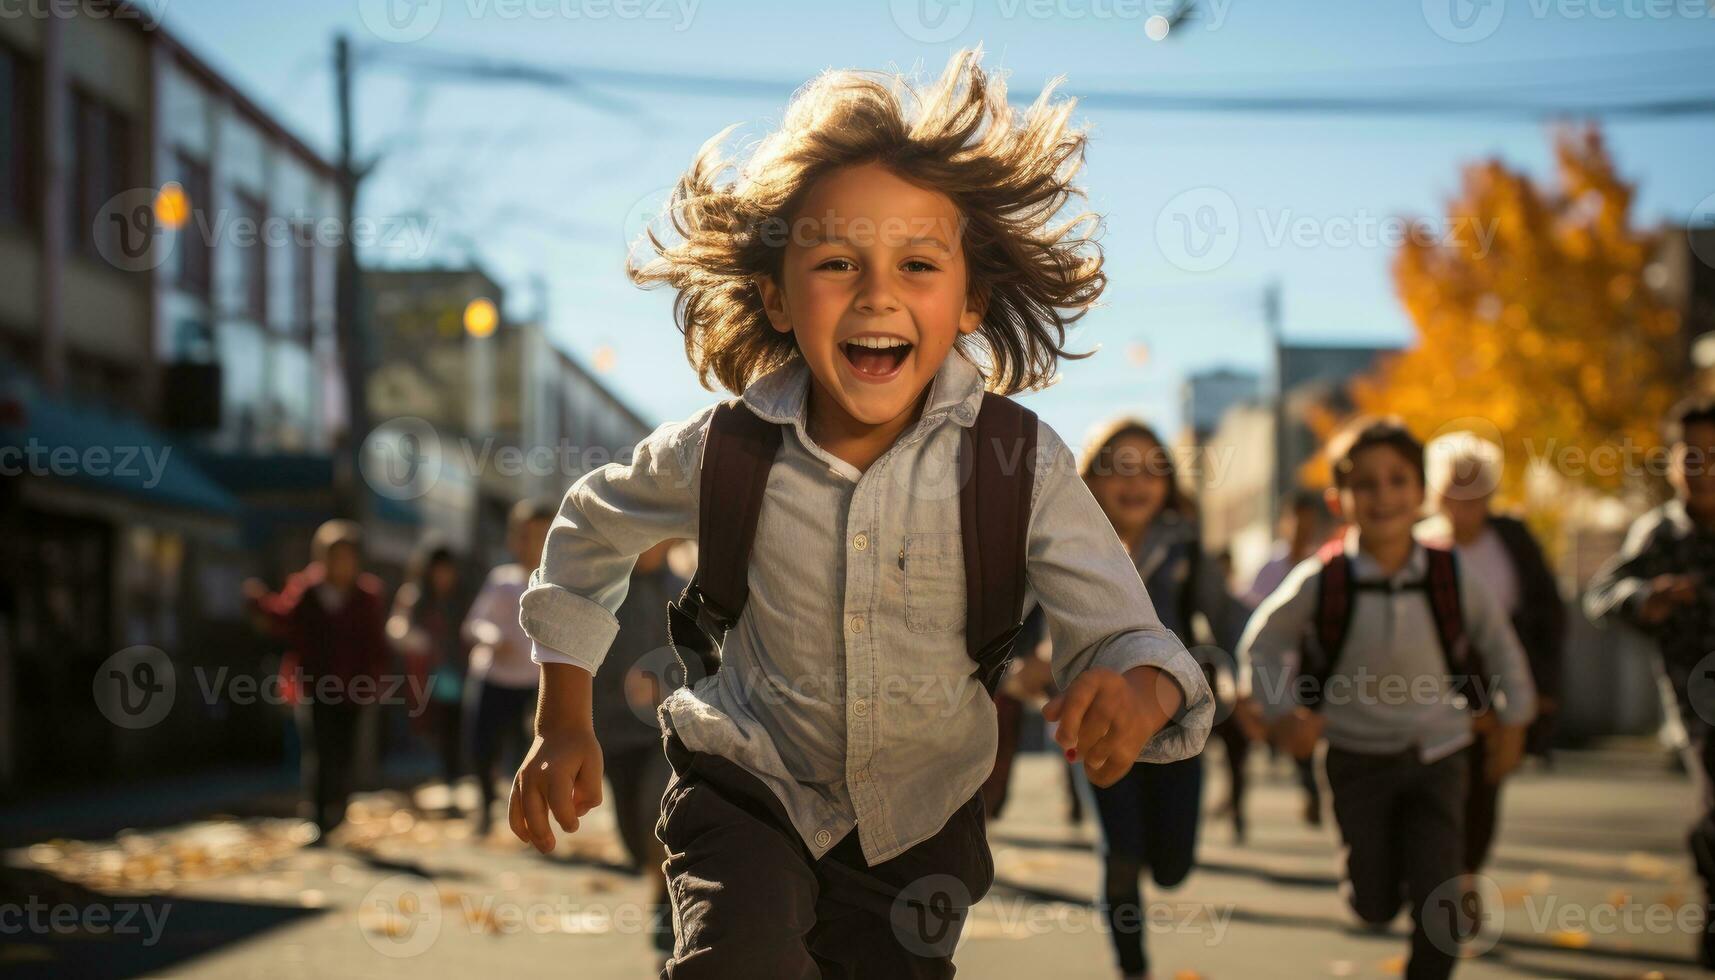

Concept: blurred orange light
[[464, 298, 499, 338], [155, 182, 190, 230], [593, 345, 617, 373]]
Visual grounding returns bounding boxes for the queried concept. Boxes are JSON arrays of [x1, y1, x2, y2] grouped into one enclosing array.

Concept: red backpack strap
[[1305, 538, 1353, 710], [960, 392, 1038, 695], [1423, 546, 1487, 711], [664, 400, 782, 686]]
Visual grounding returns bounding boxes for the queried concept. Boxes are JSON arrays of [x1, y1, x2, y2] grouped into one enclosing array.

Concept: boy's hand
[[1271, 706, 1325, 761], [1483, 723, 1527, 785], [1639, 574, 1698, 624], [1043, 666, 1182, 788], [1232, 696, 1268, 743], [509, 728, 604, 854]]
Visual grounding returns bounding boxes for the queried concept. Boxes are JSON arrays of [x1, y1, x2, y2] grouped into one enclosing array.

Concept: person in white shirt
[[463, 498, 555, 835]]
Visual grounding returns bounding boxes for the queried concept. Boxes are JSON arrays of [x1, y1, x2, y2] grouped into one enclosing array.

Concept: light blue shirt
[[521, 349, 1213, 865]]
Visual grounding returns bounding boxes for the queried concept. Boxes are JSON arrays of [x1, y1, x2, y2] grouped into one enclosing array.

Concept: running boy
[[1239, 417, 1536, 980], [1585, 394, 1715, 967], [509, 49, 1213, 978]]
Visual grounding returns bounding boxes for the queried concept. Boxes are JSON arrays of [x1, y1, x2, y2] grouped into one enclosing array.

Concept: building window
[[172, 151, 212, 300], [0, 42, 37, 229], [233, 190, 267, 324], [289, 220, 315, 341], [67, 88, 133, 262]]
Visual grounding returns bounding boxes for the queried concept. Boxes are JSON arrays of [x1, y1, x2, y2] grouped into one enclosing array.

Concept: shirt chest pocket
[[901, 532, 966, 634]]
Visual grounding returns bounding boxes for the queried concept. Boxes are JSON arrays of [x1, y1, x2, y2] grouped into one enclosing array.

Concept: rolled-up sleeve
[[520, 405, 712, 674], [1023, 421, 1214, 763]]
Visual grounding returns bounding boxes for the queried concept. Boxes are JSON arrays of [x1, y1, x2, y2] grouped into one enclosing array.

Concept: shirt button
[[853, 699, 870, 717], [852, 532, 869, 551], [849, 615, 865, 633], [815, 829, 832, 848]]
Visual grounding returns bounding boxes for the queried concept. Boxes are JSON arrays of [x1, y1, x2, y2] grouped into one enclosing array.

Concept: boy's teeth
[[847, 337, 909, 349]]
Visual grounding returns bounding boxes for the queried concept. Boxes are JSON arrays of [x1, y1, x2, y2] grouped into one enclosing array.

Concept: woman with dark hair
[[389, 539, 470, 803]]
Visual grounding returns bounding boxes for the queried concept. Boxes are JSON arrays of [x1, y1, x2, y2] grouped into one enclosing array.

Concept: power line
[[357, 44, 1715, 120]]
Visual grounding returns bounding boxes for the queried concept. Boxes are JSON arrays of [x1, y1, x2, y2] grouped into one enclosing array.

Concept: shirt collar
[[1664, 498, 1701, 538], [1342, 525, 1429, 583], [740, 346, 988, 431]]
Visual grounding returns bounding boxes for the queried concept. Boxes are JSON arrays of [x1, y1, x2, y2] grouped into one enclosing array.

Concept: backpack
[[1298, 537, 1489, 713], [664, 392, 1039, 697]]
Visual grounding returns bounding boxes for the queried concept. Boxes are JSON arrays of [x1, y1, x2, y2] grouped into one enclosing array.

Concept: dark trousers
[[1324, 746, 1470, 980], [1215, 715, 1251, 837], [1077, 754, 1204, 976], [980, 693, 1025, 819], [466, 679, 536, 817], [656, 725, 994, 979], [1463, 740, 1501, 873], [430, 698, 465, 787], [1685, 734, 1715, 965], [295, 698, 369, 834]]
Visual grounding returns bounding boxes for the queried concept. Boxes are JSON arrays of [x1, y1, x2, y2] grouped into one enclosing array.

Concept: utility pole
[[334, 35, 371, 522], [1265, 280, 1285, 527]]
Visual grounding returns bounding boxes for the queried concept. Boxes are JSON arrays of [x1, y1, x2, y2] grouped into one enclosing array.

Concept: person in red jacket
[[246, 519, 391, 842]]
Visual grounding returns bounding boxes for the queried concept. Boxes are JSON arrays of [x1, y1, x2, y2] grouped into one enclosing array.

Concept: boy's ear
[[1323, 486, 1346, 524], [755, 274, 792, 334], [958, 283, 989, 335]]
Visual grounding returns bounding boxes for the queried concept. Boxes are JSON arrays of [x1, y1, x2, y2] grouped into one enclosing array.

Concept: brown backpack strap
[[1304, 538, 1353, 711], [960, 392, 1038, 695], [665, 399, 782, 687]]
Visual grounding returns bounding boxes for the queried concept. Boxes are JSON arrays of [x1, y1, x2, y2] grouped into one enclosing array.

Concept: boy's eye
[[902, 259, 938, 273], [816, 258, 856, 272]]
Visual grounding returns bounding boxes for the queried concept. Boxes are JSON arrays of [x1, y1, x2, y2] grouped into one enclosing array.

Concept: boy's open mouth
[[839, 337, 914, 380]]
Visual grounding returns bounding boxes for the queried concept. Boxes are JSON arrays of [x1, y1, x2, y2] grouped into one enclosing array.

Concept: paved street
[[1, 741, 1703, 979]]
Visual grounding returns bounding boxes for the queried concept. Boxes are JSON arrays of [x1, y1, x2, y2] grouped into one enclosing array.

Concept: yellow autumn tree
[[1348, 126, 1684, 515]]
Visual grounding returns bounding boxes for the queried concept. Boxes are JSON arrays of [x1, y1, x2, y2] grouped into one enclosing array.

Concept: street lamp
[[464, 297, 499, 338]]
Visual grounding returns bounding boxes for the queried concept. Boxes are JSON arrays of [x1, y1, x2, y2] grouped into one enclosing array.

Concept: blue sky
[[152, 0, 1715, 444]]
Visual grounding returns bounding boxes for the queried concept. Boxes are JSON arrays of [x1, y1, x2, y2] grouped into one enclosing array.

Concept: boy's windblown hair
[[627, 47, 1104, 396]]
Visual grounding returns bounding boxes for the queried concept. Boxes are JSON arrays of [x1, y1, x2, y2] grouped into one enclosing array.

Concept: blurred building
[[1181, 368, 1259, 442], [363, 267, 652, 569], [0, 4, 347, 794], [1656, 225, 1715, 395], [1193, 343, 1398, 586]]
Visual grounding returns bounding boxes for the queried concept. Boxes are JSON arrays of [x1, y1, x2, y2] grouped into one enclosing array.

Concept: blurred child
[[1585, 394, 1715, 968], [1240, 417, 1536, 980], [245, 519, 390, 842], [1420, 434, 1566, 875], [1242, 489, 1334, 826], [1074, 418, 1248, 979], [389, 539, 471, 806], [508, 49, 1213, 977], [463, 499, 554, 835]]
